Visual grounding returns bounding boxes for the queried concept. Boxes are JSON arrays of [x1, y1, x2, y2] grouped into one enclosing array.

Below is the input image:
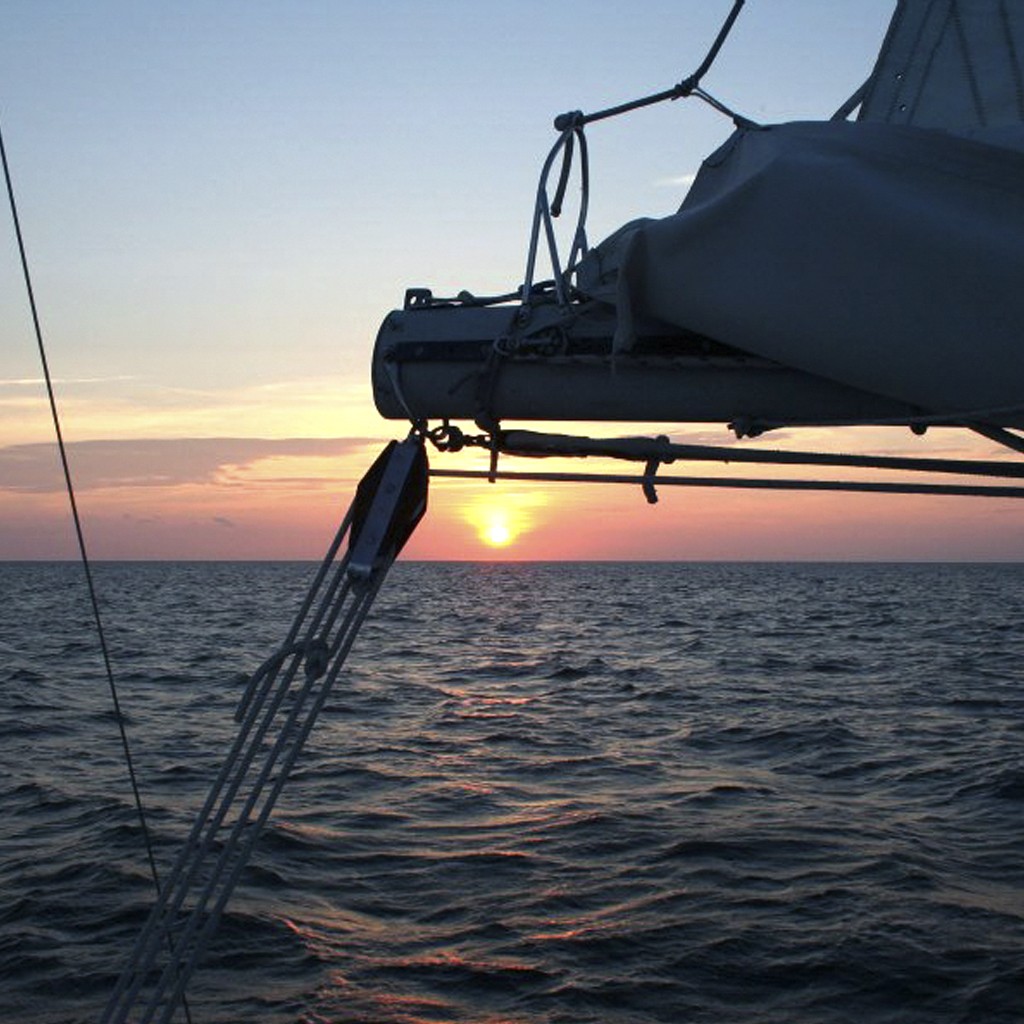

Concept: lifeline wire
[[0, 114, 191, 1024]]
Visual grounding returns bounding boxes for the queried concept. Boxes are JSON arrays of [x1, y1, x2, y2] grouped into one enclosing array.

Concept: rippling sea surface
[[1, 560, 1023, 1024]]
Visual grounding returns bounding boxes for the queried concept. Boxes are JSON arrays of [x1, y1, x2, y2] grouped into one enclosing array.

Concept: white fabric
[[576, 120, 1024, 414]]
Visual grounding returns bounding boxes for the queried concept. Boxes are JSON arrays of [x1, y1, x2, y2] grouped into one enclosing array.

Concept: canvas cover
[[575, 119, 1024, 416]]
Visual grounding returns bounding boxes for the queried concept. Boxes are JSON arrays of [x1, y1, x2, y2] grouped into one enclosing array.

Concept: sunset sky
[[3, 0, 1023, 561]]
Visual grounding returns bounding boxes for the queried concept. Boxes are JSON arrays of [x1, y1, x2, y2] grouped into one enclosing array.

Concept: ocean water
[[1, 560, 1022, 1024]]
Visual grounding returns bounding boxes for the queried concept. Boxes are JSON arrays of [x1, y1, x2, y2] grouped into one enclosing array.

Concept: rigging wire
[[429, 466, 1024, 500], [553, 0, 749, 131], [0, 113, 193, 1024]]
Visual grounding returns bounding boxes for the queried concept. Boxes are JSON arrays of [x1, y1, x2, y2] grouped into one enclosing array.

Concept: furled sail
[[572, 0, 1024, 418], [373, 0, 1024, 431], [574, 118, 1024, 414]]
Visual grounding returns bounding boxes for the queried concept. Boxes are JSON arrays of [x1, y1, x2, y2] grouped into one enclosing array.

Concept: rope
[[430, 466, 1024, 500], [424, 424, 1024, 479], [101, 506, 356, 1024], [549, 128, 576, 219], [422, 422, 1024, 503], [553, 0, 749, 131], [678, 0, 747, 94], [102, 437, 428, 1024], [970, 423, 1024, 456], [470, 2, 753, 437], [0, 113, 192, 1023], [494, 428, 1024, 479], [690, 85, 758, 129]]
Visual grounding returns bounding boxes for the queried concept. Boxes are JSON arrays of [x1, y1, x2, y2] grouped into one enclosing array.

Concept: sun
[[471, 504, 521, 549], [460, 489, 547, 553], [483, 520, 513, 547]]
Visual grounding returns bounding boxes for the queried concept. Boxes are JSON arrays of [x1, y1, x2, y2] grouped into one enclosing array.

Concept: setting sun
[[483, 519, 513, 547], [456, 489, 550, 553]]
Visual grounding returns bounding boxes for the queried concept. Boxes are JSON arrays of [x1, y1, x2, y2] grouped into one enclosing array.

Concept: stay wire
[[0, 114, 193, 1024]]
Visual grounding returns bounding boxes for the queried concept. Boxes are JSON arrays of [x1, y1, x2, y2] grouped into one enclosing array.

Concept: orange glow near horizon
[[4, 428, 1024, 561], [5, 470, 1024, 562]]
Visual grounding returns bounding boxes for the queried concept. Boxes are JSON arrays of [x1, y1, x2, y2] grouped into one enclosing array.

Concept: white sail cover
[[576, 0, 1024, 419]]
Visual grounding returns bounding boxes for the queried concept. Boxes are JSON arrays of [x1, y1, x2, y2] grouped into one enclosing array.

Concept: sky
[[2, 0, 1023, 561]]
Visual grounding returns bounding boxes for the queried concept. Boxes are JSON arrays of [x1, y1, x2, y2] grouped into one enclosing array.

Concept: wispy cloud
[[0, 375, 138, 387], [655, 172, 698, 191], [0, 374, 386, 447], [0, 437, 378, 494]]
